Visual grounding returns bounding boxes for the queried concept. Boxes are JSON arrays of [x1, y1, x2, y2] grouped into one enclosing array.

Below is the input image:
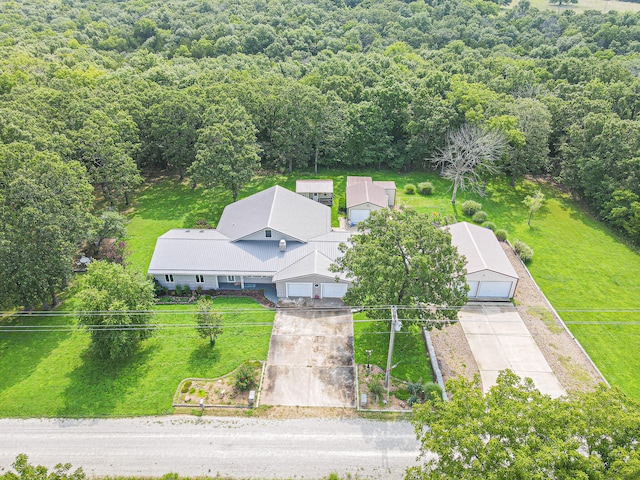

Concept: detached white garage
[[449, 222, 519, 301]]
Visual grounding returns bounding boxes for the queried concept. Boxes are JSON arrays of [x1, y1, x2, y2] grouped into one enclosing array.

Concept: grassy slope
[[0, 298, 273, 417]]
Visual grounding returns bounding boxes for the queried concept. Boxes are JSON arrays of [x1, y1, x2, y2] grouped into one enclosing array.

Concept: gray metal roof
[[373, 180, 396, 191], [148, 229, 349, 277], [296, 179, 333, 194], [272, 250, 346, 281], [346, 176, 372, 186], [216, 185, 331, 242], [448, 222, 519, 279], [346, 181, 388, 208]]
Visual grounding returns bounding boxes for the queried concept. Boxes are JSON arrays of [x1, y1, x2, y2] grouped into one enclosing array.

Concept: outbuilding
[[448, 222, 519, 301]]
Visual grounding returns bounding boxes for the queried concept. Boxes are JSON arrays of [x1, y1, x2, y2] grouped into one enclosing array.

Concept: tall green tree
[[4, 454, 86, 480], [190, 100, 260, 202], [408, 371, 640, 480], [331, 208, 468, 323], [195, 297, 224, 347], [0, 143, 94, 309], [76, 262, 155, 361]]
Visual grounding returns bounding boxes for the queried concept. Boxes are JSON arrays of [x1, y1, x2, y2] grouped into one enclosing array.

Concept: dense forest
[[1, 0, 640, 308]]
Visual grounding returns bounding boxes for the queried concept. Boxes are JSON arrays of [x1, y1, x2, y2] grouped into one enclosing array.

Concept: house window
[[265, 229, 272, 238], [165, 274, 174, 283], [227, 275, 235, 282], [196, 275, 204, 283]]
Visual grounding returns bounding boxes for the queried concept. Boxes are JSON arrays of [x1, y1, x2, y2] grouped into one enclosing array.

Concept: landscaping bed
[[173, 361, 264, 408], [156, 289, 275, 308]]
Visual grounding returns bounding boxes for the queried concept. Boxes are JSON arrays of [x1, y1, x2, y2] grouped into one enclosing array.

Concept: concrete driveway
[[260, 308, 356, 407], [459, 303, 566, 398]]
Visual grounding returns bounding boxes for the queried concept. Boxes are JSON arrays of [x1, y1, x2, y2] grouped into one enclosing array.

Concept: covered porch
[[217, 282, 278, 304]]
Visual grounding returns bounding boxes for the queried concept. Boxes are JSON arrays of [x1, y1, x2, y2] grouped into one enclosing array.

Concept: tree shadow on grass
[[57, 342, 159, 417], [0, 315, 72, 394], [187, 343, 222, 377]]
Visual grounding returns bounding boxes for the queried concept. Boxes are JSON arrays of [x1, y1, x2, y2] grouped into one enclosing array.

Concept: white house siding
[[154, 274, 219, 291], [384, 189, 396, 206], [466, 270, 517, 300], [276, 275, 350, 298], [237, 229, 300, 242]]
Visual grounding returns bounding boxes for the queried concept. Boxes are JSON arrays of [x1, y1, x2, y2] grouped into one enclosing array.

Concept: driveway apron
[[260, 308, 356, 407], [459, 303, 566, 398]]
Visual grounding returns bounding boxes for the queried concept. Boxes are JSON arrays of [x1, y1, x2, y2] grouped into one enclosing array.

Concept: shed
[[296, 179, 334, 206], [448, 222, 519, 301]]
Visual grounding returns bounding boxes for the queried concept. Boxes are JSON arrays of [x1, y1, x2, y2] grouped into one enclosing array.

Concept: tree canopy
[[332, 208, 468, 323], [76, 262, 155, 361], [408, 371, 640, 480]]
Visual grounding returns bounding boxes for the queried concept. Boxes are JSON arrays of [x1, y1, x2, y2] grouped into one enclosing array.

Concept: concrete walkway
[[260, 308, 356, 407], [459, 303, 566, 398]]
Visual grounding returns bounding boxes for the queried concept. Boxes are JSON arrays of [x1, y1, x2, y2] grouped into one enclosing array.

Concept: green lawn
[[0, 297, 273, 417], [126, 170, 640, 399], [353, 313, 434, 383]]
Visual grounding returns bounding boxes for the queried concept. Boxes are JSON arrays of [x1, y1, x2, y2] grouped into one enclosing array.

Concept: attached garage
[[449, 222, 519, 301], [286, 282, 313, 297], [321, 283, 348, 298]]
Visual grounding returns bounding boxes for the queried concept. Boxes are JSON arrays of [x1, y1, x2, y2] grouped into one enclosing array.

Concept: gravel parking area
[[430, 243, 605, 395]]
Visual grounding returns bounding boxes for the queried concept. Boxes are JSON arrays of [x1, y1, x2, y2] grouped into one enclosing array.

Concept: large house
[[148, 186, 351, 300], [148, 186, 517, 302], [346, 176, 396, 225]]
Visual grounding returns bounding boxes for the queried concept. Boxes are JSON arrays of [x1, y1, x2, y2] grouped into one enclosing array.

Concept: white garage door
[[467, 281, 479, 298], [478, 281, 512, 298], [350, 209, 370, 224], [321, 283, 348, 298], [286, 282, 313, 297]]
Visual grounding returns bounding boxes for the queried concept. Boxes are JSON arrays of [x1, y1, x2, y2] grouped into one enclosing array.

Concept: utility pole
[[385, 306, 399, 389]]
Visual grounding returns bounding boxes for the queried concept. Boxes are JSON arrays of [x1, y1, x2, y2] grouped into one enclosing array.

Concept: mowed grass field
[[510, 0, 640, 13], [0, 298, 273, 417]]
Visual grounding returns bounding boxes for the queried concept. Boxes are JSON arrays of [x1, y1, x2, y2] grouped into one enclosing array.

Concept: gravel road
[[0, 416, 420, 479]]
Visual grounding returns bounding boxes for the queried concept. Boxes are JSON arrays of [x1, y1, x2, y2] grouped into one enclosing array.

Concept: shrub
[[418, 182, 434, 195], [174, 285, 183, 296], [181, 380, 192, 394], [404, 183, 417, 194], [183, 285, 191, 296], [194, 219, 212, 229], [338, 196, 346, 213], [196, 286, 203, 295], [461, 200, 482, 216], [394, 388, 410, 401], [423, 382, 443, 401], [513, 239, 534, 263], [234, 363, 256, 392], [483, 222, 496, 231], [472, 211, 488, 223], [368, 376, 385, 403], [495, 229, 508, 242]]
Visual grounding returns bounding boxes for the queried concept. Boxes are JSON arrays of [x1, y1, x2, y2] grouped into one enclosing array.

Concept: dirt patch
[[503, 243, 604, 393], [429, 322, 480, 387]]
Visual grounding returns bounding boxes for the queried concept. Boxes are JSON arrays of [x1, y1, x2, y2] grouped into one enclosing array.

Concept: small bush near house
[[472, 211, 488, 223], [181, 380, 192, 393], [418, 182, 434, 195], [183, 285, 191, 296], [174, 285, 183, 296], [462, 200, 482, 216], [513, 239, 534, 263], [495, 229, 508, 242], [483, 222, 496, 231], [194, 219, 213, 229], [234, 363, 256, 391], [404, 183, 417, 194]]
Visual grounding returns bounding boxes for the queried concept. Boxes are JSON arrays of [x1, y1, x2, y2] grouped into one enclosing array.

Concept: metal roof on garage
[[272, 250, 348, 282], [346, 181, 388, 209], [448, 222, 519, 279]]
